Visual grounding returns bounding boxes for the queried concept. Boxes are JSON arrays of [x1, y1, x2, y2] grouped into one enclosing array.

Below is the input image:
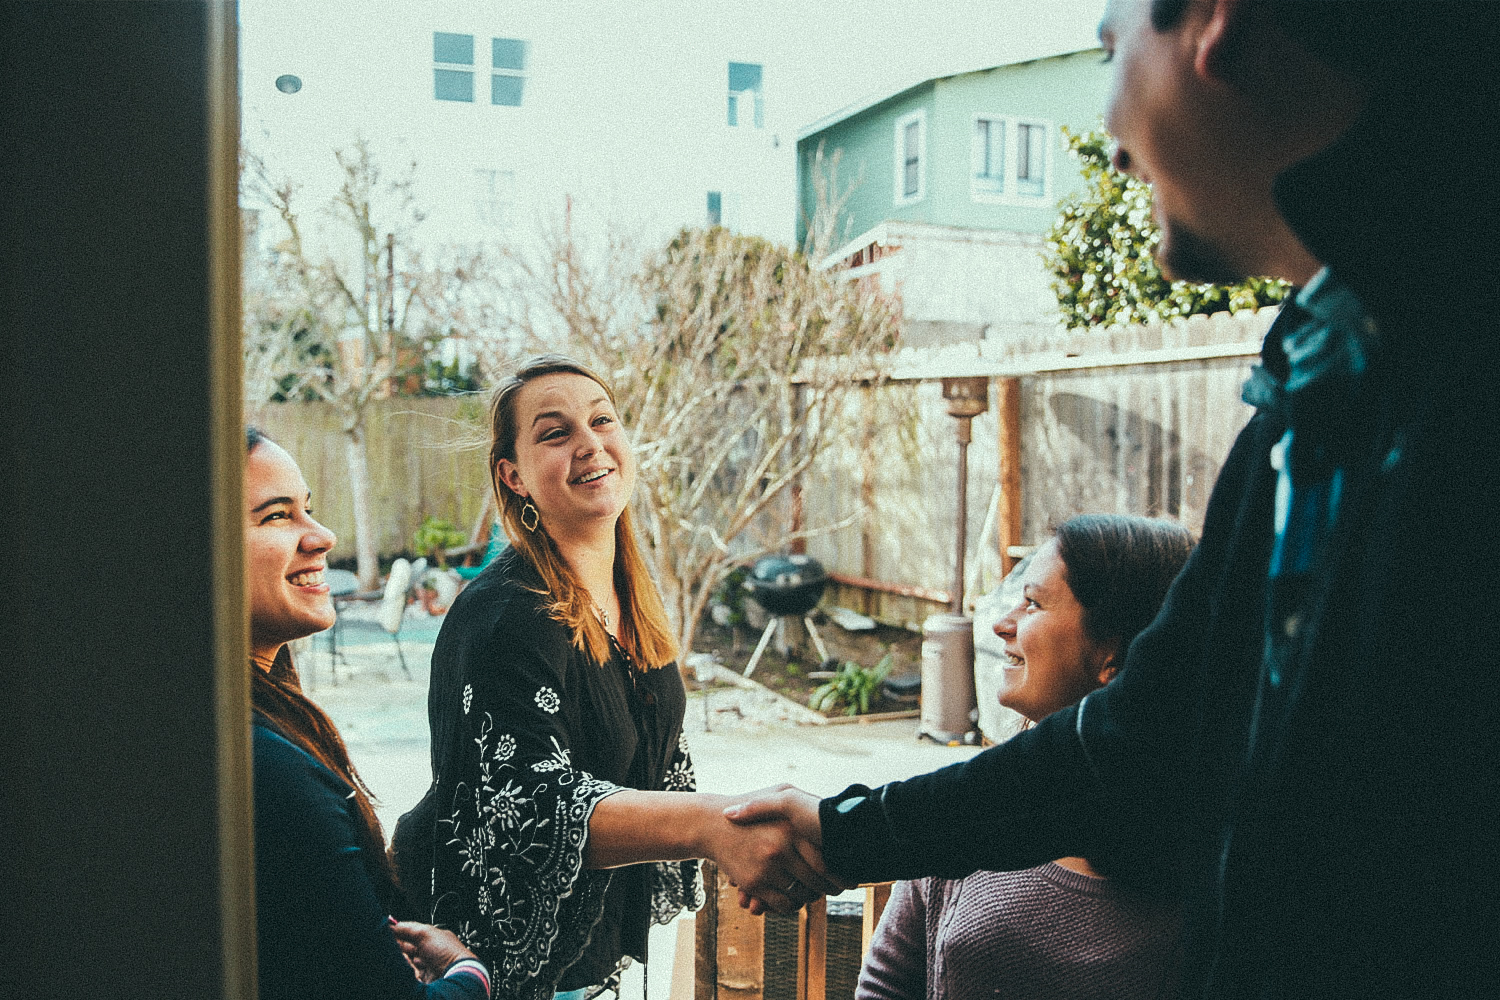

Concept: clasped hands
[[714, 784, 847, 915]]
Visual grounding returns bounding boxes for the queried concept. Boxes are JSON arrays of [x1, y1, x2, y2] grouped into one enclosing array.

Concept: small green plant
[[809, 653, 895, 717], [412, 516, 466, 567], [709, 565, 751, 628]]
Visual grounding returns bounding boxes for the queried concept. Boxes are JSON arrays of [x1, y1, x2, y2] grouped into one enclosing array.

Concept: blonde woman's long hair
[[488, 354, 678, 670]]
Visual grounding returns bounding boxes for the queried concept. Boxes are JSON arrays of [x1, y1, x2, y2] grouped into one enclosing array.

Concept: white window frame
[[893, 109, 927, 207], [969, 114, 1054, 205], [432, 31, 475, 103], [490, 37, 527, 107]]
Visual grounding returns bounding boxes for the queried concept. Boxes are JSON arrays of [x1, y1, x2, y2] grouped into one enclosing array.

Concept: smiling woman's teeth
[[288, 569, 324, 587], [1005, 652, 1024, 667], [573, 468, 610, 484]]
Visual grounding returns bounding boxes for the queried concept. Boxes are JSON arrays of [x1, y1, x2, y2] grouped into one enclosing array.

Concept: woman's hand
[[390, 920, 476, 983], [705, 785, 845, 914]]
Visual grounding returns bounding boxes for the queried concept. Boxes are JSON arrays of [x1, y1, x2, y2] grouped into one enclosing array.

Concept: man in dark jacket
[[727, 2, 1500, 996]]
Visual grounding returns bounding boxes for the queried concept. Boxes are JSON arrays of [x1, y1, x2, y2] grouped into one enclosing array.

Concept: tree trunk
[[345, 422, 379, 591]]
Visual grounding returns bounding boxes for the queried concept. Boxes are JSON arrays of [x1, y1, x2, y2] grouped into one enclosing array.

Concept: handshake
[[712, 784, 850, 915]]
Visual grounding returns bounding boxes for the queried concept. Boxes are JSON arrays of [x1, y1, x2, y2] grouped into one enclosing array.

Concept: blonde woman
[[394, 355, 836, 1000]]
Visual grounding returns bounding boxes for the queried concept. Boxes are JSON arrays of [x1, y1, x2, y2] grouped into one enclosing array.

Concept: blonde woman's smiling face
[[497, 372, 635, 534]]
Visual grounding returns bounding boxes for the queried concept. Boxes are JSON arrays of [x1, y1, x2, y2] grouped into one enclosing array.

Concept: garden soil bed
[[686, 611, 925, 719]]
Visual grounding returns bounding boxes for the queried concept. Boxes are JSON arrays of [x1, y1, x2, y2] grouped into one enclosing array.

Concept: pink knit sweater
[[856, 864, 1182, 1000]]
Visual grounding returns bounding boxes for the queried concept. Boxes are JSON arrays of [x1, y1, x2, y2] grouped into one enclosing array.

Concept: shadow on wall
[[1045, 391, 1221, 522]]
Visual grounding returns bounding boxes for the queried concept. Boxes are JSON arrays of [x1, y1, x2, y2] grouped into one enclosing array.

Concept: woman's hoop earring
[[520, 499, 540, 532]]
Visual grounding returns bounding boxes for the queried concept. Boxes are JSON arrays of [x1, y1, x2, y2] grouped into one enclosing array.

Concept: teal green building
[[796, 49, 1107, 254]]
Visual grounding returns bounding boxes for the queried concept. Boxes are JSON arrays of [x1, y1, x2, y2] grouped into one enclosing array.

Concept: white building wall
[[239, 0, 797, 262]]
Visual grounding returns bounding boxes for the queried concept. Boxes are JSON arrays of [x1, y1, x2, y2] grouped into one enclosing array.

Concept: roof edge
[[796, 46, 1102, 142]]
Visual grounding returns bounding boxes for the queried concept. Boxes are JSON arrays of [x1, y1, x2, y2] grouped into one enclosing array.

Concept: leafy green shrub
[[412, 516, 466, 566], [1044, 125, 1290, 329], [809, 653, 895, 717]]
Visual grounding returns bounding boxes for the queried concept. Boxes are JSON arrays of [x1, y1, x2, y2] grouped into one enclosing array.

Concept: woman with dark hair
[[855, 514, 1193, 1000], [394, 355, 835, 1000], [246, 427, 492, 999]]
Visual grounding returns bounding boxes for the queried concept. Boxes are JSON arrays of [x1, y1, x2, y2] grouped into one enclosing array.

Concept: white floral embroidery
[[463, 683, 473, 714], [534, 686, 561, 714], [493, 732, 516, 762]]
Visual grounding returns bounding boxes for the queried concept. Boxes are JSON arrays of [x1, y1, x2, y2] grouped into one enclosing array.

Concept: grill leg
[[743, 618, 780, 678], [803, 615, 830, 664]]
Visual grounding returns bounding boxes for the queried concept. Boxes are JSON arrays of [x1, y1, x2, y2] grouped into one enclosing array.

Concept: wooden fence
[[682, 863, 893, 1000], [800, 308, 1276, 616], [248, 308, 1275, 607], [246, 395, 492, 566]]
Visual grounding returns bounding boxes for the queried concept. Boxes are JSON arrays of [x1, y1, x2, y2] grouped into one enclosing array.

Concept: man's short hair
[[1148, 1, 1499, 98]]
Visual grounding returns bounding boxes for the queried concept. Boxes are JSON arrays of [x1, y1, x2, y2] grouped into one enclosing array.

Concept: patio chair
[[379, 558, 413, 680]]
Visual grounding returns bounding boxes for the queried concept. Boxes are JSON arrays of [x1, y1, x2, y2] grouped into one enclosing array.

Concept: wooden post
[[789, 383, 807, 555], [996, 377, 1023, 576], [714, 866, 765, 1000], [860, 883, 894, 957], [859, 407, 878, 618], [797, 898, 827, 1000], [695, 862, 719, 1000]]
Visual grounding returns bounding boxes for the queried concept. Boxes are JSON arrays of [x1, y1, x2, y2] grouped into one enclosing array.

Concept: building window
[[707, 191, 722, 227], [894, 109, 926, 206], [972, 117, 1005, 195], [434, 32, 474, 102], [474, 169, 515, 229], [727, 62, 763, 128], [1015, 122, 1047, 198], [970, 115, 1051, 203], [491, 37, 527, 106]]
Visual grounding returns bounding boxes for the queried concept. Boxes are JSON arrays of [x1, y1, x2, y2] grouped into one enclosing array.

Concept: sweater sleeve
[[429, 598, 622, 1000], [855, 879, 930, 1000], [253, 724, 486, 1000], [820, 411, 1278, 886]]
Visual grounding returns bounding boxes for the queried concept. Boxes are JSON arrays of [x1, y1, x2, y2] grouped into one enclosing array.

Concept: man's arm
[[730, 410, 1280, 890]]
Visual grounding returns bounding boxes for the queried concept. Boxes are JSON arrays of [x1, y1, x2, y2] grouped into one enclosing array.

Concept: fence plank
[[695, 861, 719, 1000], [861, 883, 894, 958], [799, 899, 827, 1000]]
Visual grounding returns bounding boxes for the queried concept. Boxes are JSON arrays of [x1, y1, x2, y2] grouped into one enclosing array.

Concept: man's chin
[[1159, 223, 1246, 286]]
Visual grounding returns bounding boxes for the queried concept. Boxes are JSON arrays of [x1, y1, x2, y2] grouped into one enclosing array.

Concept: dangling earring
[[520, 498, 539, 532]]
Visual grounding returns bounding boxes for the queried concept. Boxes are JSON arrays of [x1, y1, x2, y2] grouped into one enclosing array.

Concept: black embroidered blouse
[[394, 547, 702, 999]]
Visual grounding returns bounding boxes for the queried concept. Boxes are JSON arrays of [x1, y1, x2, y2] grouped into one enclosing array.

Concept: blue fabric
[[253, 715, 486, 1000]]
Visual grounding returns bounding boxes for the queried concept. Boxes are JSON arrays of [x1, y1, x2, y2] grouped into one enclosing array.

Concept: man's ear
[[1094, 639, 1123, 686], [496, 458, 527, 498], [1194, 0, 1251, 82]]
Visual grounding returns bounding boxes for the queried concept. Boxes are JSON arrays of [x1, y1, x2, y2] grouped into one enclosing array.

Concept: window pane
[[973, 118, 1004, 194], [727, 93, 738, 127], [433, 32, 473, 65], [707, 191, 722, 227], [435, 68, 474, 102], [904, 120, 920, 197], [1017, 123, 1044, 196], [491, 74, 524, 106], [728, 62, 762, 93], [492, 37, 526, 71]]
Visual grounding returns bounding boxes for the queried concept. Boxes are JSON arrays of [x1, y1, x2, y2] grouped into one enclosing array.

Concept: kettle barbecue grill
[[741, 554, 831, 677]]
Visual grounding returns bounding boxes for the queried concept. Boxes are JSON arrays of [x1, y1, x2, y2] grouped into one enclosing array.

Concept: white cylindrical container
[[920, 613, 977, 743]]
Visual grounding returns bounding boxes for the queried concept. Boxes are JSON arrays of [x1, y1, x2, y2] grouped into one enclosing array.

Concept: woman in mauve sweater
[[856, 515, 1192, 1000]]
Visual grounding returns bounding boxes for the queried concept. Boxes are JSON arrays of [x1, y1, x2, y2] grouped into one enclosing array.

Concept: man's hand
[[704, 785, 842, 914], [721, 785, 849, 914]]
